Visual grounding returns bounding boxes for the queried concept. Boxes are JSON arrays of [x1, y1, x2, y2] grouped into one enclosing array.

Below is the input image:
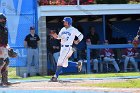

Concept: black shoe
[[93, 70, 97, 73], [0, 82, 11, 87], [36, 73, 40, 76], [27, 73, 30, 77], [50, 77, 58, 82], [6, 82, 12, 85], [117, 71, 121, 73]]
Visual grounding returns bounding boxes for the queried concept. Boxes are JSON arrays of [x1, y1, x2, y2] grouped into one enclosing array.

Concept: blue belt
[[61, 45, 72, 47]]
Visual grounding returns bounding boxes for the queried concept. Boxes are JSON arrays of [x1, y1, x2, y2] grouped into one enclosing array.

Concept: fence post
[[103, 15, 106, 41], [87, 45, 91, 73]]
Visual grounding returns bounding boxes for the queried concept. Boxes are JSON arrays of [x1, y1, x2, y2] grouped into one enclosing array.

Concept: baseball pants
[[100, 57, 120, 72], [27, 48, 39, 74], [57, 46, 73, 67], [124, 56, 139, 72], [93, 59, 99, 72]]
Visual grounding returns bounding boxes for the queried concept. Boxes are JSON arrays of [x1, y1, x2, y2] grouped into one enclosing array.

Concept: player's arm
[[51, 33, 59, 39], [37, 35, 40, 47], [74, 29, 83, 44], [24, 36, 28, 48], [50, 29, 62, 39], [134, 27, 140, 40], [6, 44, 11, 50], [24, 41, 27, 48], [135, 35, 139, 40]]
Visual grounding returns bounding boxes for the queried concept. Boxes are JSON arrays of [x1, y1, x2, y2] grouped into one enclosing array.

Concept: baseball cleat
[[50, 77, 58, 82]]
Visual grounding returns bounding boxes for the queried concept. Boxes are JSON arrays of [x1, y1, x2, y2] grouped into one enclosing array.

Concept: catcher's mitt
[[8, 49, 18, 58], [132, 39, 139, 48]]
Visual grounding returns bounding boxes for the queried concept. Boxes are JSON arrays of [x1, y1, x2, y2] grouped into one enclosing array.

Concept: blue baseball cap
[[63, 17, 72, 25]]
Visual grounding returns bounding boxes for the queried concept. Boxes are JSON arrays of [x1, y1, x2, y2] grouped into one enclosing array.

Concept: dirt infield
[[1, 79, 140, 93]]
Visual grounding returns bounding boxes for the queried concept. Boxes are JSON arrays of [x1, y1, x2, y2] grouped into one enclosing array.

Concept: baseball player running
[[50, 17, 83, 82]]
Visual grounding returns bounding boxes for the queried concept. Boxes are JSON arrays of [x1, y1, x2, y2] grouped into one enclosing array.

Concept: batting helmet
[[63, 17, 72, 25]]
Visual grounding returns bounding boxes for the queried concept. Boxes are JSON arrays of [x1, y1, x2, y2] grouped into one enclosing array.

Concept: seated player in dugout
[[49, 29, 60, 64], [100, 40, 120, 73], [86, 26, 100, 73], [122, 40, 139, 72]]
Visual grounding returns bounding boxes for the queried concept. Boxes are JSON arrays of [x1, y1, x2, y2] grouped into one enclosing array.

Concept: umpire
[[0, 13, 11, 86], [24, 27, 40, 77]]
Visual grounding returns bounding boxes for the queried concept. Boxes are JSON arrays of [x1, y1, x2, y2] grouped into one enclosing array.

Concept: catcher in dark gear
[[0, 13, 14, 86]]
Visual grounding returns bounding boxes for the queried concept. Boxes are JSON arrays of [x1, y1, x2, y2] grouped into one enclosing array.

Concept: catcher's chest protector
[[0, 26, 8, 45]]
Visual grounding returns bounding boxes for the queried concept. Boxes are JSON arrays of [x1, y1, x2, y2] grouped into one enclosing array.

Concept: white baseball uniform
[[57, 26, 83, 67]]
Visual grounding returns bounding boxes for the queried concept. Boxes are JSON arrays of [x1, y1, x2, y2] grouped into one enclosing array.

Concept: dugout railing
[[86, 44, 140, 73]]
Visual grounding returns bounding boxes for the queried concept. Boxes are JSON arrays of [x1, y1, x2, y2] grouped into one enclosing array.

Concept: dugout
[[38, 4, 140, 75]]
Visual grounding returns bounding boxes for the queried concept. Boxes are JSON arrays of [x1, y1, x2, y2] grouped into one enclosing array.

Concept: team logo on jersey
[[61, 31, 71, 36]]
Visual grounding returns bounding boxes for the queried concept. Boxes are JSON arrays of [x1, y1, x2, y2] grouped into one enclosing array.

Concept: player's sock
[[54, 66, 63, 78]]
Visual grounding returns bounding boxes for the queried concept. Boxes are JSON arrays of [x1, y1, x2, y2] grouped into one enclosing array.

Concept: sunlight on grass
[[59, 72, 140, 78], [14, 72, 140, 80], [81, 79, 140, 88], [8, 67, 21, 79]]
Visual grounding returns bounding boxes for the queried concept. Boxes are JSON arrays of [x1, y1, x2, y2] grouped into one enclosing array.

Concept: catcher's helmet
[[0, 13, 6, 20], [63, 17, 72, 25], [0, 13, 6, 26]]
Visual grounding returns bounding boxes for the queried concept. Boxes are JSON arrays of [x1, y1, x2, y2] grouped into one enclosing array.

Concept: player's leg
[[1, 58, 10, 86], [0, 59, 5, 86], [53, 52, 60, 63], [111, 58, 120, 72], [124, 56, 129, 72], [130, 57, 139, 72], [103, 57, 110, 72], [33, 49, 39, 75], [51, 47, 70, 81], [66, 60, 82, 72], [27, 48, 33, 77], [93, 59, 98, 73]]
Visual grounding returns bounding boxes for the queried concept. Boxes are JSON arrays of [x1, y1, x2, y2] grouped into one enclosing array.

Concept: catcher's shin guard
[[1, 70, 8, 84], [1, 62, 9, 84]]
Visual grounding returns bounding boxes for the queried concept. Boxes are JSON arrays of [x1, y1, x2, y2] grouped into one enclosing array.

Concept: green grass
[[59, 72, 140, 78], [81, 79, 140, 88], [8, 70, 140, 80], [8, 68, 140, 88], [8, 67, 21, 79], [8, 67, 140, 80]]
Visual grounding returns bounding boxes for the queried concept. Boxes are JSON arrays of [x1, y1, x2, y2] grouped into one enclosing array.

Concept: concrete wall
[[38, 16, 47, 75]]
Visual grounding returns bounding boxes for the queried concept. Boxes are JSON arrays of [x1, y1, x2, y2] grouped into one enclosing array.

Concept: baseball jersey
[[24, 34, 40, 49], [101, 48, 114, 57], [123, 48, 137, 57], [57, 26, 83, 45]]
